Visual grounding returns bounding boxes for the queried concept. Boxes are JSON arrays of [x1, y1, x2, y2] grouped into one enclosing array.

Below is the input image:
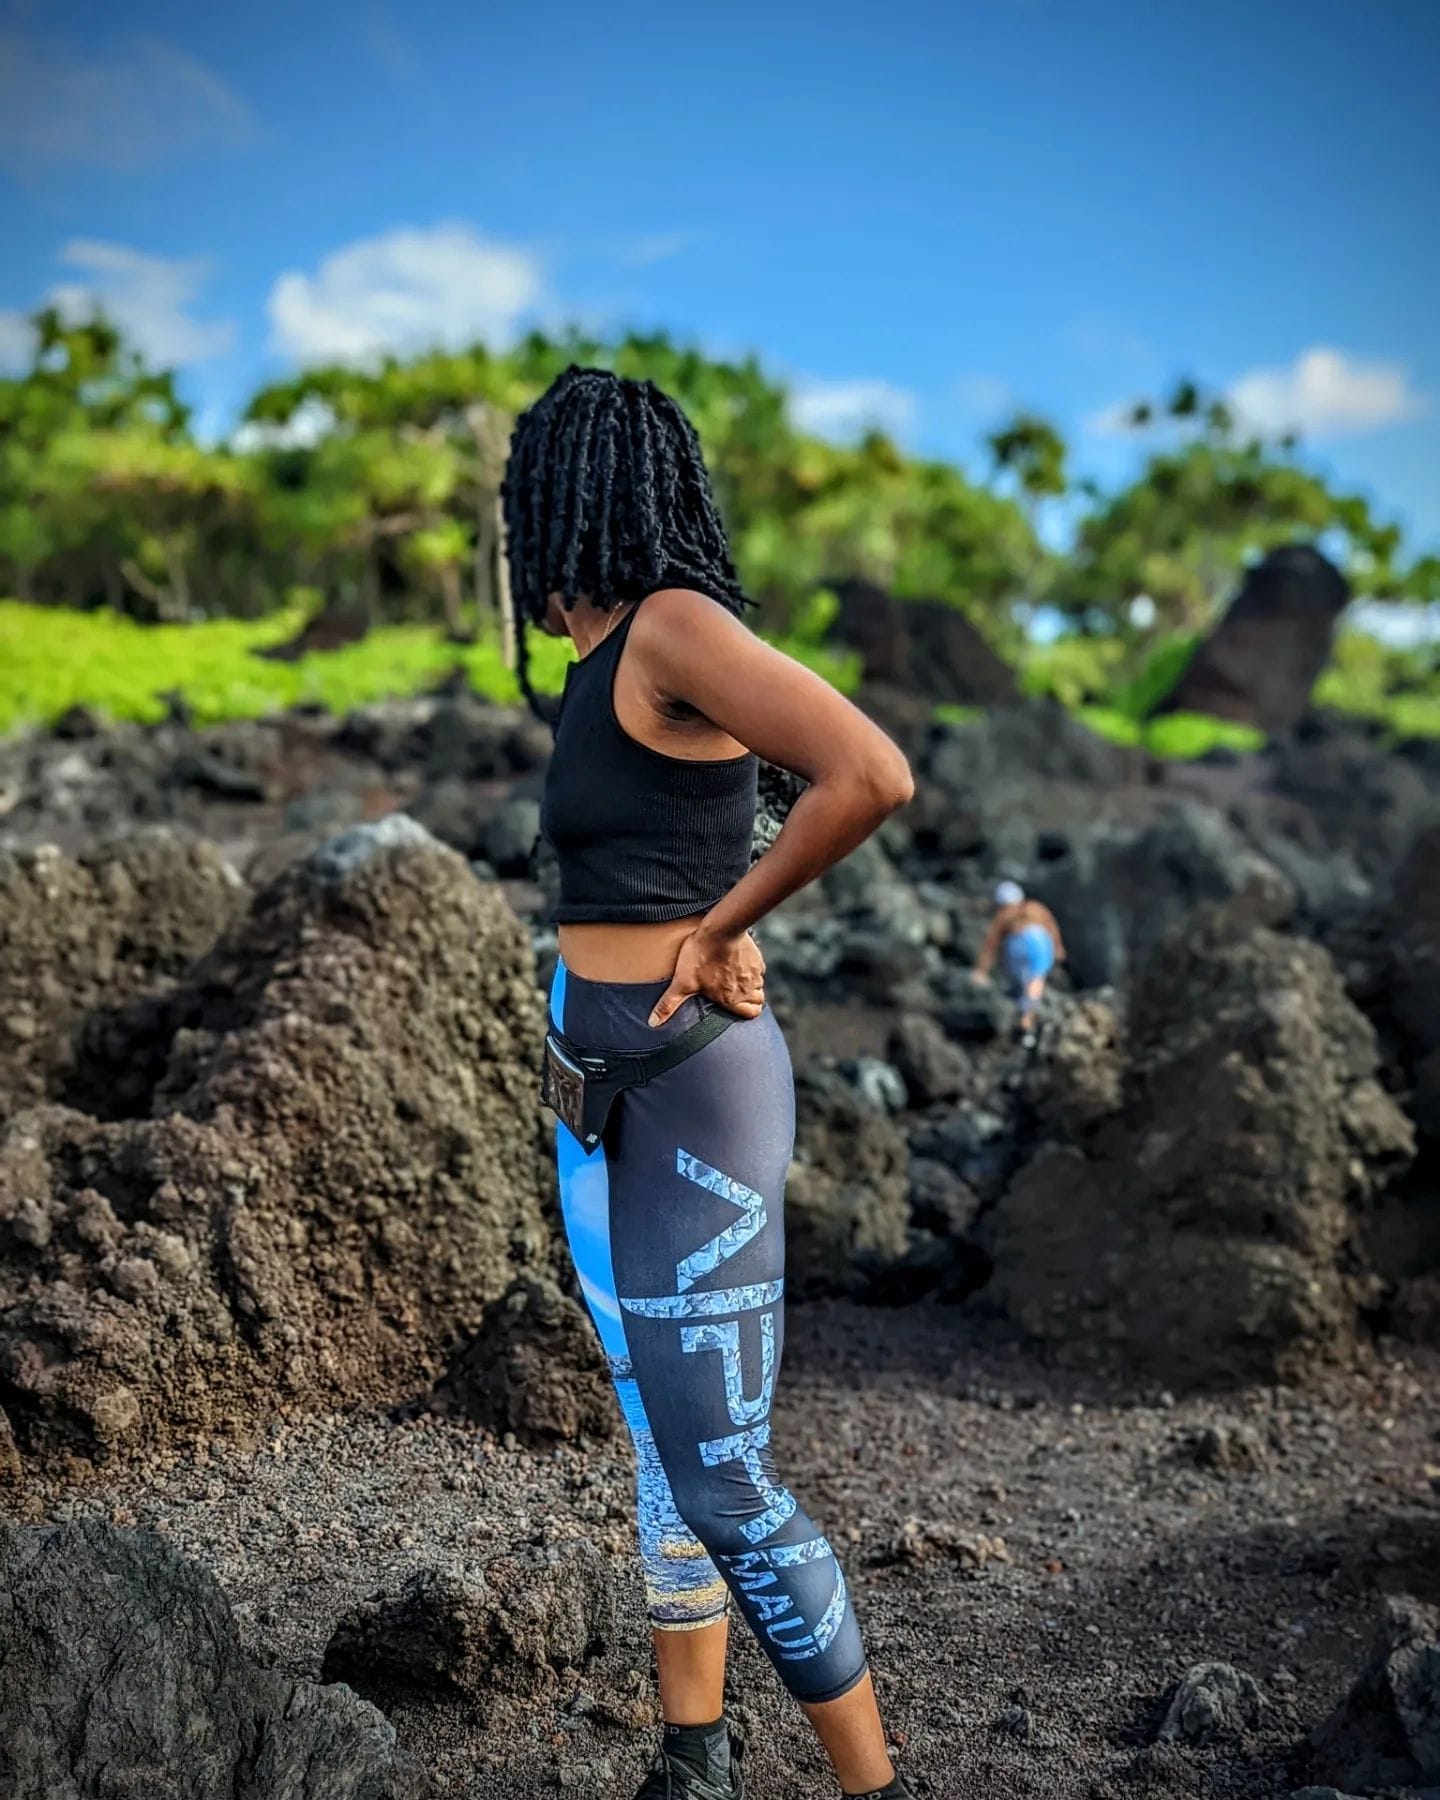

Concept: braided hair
[[500, 366, 750, 723]]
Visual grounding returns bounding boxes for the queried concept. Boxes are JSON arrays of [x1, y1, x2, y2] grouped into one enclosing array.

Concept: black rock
[[0, 1520, 428, 1799]]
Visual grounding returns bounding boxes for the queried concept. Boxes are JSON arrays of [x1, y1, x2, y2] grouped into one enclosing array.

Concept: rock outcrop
[[1151, 544, 1350, 733], [0, 831, 247, 1122], [785, 1066, 911, 1297], [1027, 802, 1295, 990], [1308, 1596, 1440, 1792], [0, 817, 550, 1473], [985, 899, 1414, 1385], [428, 1276, 618, 1447], [830, 577, 1021, 707], [0, 1520, 428, 1800], [323, 1541, 613, 1710]]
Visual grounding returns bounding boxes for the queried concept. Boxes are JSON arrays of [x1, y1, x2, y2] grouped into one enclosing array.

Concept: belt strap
[[548, 1003, 737, 1085]]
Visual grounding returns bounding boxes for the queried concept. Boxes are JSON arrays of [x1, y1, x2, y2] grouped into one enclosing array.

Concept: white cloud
[[0, 29, 259, 172], [1227, 347, 1426, 440], [790, 378, 917, 441], [267, 224, 546, 363], [47, 240, 235, 366], [1086, 347, 1427, 443], [232, 396, 337, 452]]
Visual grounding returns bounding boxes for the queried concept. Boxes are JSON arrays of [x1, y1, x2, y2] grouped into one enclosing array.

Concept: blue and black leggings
[[550, 960, 869, 1705]]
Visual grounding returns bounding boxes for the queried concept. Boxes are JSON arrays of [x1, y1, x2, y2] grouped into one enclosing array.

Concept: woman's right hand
[[648, 922, 766, 1027]]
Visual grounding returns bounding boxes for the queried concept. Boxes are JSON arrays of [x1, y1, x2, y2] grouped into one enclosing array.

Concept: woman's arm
[[635, 590, 914, 1024]]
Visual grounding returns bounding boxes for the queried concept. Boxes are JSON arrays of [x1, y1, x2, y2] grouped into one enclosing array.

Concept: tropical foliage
[[1, 312, 1435, 748]]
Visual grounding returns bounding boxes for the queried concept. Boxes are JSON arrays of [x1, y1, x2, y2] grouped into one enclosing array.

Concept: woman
[[501, 367, 917, 1800], [973, 879, 1065, 1046]]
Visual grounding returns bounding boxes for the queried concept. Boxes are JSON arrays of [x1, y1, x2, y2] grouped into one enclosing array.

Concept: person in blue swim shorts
[[973, 879, 1065, 1046]]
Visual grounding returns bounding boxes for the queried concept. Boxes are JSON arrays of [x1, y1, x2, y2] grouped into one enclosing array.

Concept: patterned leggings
[[550, 958, 868, 1705]]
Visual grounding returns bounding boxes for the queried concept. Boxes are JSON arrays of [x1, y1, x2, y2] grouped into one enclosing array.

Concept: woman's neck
[[566, 595, 633, 660]]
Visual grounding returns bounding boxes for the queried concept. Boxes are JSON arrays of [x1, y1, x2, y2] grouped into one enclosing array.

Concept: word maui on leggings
[[621, 1150, 850, 1673]]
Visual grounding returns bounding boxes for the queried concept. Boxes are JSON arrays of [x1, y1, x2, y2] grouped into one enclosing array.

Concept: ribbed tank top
[[540, 603, 759, 924]]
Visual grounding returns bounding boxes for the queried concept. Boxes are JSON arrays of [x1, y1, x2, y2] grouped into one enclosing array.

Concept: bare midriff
[[557, 915, 708, 983]]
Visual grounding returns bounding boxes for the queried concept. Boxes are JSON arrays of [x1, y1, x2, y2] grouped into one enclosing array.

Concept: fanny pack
[[541, 1004, 737, 1151]]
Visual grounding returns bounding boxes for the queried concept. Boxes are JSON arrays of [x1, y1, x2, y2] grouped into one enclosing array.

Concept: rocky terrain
[[2, 678, 1440, 1799]]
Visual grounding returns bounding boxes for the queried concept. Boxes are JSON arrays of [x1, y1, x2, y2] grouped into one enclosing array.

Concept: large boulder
[[1263, 716, 1440, 881], [1151, 544, 1350, 733], [1308, 1596, 1440, 1791], [322, 1541, 614, 1710], [785, 1067, 911, 1297], [0, 817, 551, 1473], [0, 831, 248, 1122], [1027, 801, 1295, 990], [984, 899, 1414, 1385], [830, 579, 1020, 708], [0, 1520, 428, 1800], [428, 1276, 618, 1448], [1382, 822, 1440, 1058], [917, 702, 1146, 872]]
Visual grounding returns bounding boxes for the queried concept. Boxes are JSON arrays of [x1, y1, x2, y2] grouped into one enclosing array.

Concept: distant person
[[503, 366, 916, 1800], [974, 880, 1065, 1046]]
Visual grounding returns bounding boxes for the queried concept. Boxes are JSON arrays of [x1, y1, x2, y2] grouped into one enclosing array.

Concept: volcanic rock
[[785, 1067, 911, 1297], [1308, 1595, 1440, 1790], [429, 1277, 617, 1447], [0, 830, 247, 1121], [1151, 545, 1350, 733], [0, 1519, 428, 1800], [985, 899, 1414, 1385], [0, 817, 550, 1472], [323, 1541, 613, 1708]]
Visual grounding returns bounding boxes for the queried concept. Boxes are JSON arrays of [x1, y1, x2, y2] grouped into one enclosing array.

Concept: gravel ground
[[13, 1302, 1440, 1800]]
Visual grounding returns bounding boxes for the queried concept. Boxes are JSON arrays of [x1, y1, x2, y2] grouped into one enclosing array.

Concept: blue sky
[[1, 0, 1437, 550]]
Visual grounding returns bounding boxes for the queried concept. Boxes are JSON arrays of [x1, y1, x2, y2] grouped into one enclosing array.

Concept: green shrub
[[1111, 634, 1200, 718], [1142, 711, 1265, 758], [1019, 636, 1127, 708], [0, 598, 857, 734]]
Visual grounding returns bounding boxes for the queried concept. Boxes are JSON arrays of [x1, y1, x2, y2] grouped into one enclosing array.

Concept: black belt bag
[[541, 1004, 737, 1151]]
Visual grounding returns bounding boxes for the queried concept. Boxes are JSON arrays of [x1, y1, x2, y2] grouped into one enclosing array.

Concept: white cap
[[994, 880, 1024, 907]]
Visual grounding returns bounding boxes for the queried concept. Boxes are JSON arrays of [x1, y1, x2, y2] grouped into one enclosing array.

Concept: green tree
[[1059, 379, 1417, 635]]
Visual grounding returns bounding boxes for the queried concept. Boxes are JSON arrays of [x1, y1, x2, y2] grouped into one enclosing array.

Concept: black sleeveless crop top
[[540, 602, 759, 924]]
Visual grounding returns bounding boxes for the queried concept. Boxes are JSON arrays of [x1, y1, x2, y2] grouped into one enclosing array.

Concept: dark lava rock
[[1151, 544, 1349, 733], [908, 1156, 981, 1237], [323, 1541, 613, 1709], [483, 795, 542, 877], [1308, 1595, 1440, 1791], [0, 817, 551, 1473], [985, 899, 1414, 1385], [0, 1519, 428, 1800], [889, 1011, 968, 1105], [785, 1067, 911, 1297], [1384, 822, 1440, 1058], [1027, 801, 1295, 989], [1265, 716, 1440, 881], [830, 578, 1021, 708], [1157, 1661, 1265, 1744], [0, 830, 248, 1122], [429, 1277, 617, 1447]]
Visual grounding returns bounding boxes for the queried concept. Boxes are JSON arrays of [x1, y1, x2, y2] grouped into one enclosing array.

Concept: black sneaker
[[634, 1735, 744, 1799], [845, 1777, 917, 1799]]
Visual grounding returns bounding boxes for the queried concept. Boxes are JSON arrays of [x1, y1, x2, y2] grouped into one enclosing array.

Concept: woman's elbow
[[861, 746, 915, 818]]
